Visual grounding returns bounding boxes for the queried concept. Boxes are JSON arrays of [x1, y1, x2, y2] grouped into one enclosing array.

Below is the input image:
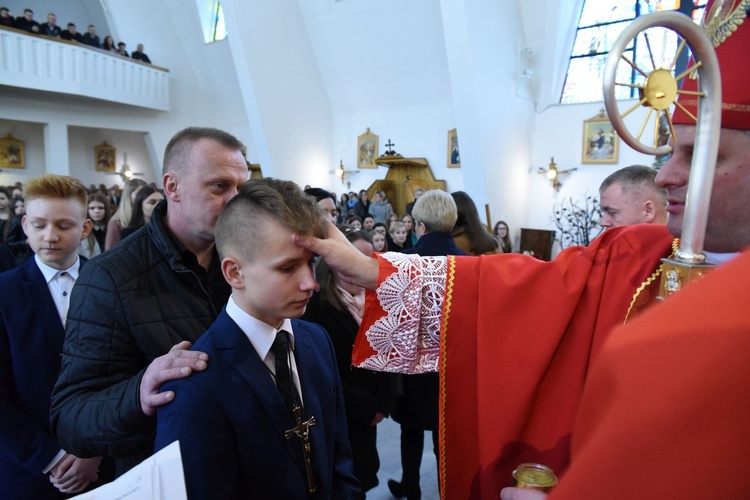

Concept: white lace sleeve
[[357, 252, 447, 374]]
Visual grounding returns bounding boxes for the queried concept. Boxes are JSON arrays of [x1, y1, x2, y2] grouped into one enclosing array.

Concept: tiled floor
[[366, 417, 440, 499]]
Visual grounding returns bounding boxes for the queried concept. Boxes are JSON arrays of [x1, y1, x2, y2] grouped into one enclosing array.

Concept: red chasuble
[[552, 249, 750, 499], [352, 224, 673, 498]]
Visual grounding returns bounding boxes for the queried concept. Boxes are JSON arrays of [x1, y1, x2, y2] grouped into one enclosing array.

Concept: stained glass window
[[561, 0, 707, 104]]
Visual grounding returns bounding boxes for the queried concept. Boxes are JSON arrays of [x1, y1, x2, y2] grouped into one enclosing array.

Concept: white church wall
[[221, 0, 333, 186]]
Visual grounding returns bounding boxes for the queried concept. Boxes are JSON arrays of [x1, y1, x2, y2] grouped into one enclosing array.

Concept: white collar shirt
[[225, 295, 304, 405], [34, 255, 80, 328]]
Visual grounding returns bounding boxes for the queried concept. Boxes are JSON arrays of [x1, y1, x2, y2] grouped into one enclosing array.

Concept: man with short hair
[[131, 43, 151, 64], [599, 165, 667, 228], [0, 6, 14, 28], [51, 128, 248, 475], [80, 25, 99, 48], [116, 41, 128, 57], [40, 13, 60, 37], [60, 23, 82, 43], [14, 8, 39, 33]]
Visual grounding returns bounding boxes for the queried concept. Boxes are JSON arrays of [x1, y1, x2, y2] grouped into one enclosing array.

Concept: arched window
[[561, 0, 706, 104]]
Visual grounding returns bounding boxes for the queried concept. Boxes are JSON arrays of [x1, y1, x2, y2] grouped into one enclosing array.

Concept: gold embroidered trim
[[676, 99, 750, 112], [439, 255, 455, 497], [624, 238, 679, 324], [703, 0, 750, 48]]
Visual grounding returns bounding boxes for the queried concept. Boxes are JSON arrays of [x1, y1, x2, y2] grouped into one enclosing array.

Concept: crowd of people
[[1, 0, 746, 497], [0, 6, 152, 64]]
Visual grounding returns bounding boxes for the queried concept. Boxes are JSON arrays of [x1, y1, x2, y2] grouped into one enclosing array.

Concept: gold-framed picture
[[582, 111, 619, 164], [95, 142, 116, 172], [447, 128, 460, 168], [0, 134, 25, 169], [357, 128, 378, 169]]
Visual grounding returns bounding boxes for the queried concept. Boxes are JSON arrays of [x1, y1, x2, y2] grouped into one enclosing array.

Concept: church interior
[[0, 0, 685, 256]]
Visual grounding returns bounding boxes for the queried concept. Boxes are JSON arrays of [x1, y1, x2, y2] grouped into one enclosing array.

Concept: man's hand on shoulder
[[139, 341, 208, 416]]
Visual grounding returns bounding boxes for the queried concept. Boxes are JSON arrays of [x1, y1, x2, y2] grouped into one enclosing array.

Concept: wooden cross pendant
[[285, 404, 317, 494]]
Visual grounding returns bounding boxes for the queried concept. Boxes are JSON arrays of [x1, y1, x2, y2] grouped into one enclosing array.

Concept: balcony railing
[[0, 26, 169, 111]]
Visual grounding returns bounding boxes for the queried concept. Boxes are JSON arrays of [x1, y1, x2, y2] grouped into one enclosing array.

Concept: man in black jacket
[[50, 127, 248, 475]]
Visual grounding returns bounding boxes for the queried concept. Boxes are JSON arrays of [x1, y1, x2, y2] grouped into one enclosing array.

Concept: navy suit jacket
[[155, 309, 360, 499], [401, 231, 468, 257], [0, 258, 70, 498]]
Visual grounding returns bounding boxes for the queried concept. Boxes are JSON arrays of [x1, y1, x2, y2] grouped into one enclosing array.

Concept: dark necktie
[[271, 330, 300, 414]]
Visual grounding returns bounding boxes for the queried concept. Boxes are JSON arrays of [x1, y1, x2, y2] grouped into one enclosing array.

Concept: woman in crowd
[[388, 221, 409, 252], [354, 189, 371, 219], [346, 215, 363, 230], [0, 188, 12, 244], [78, 192, 111, 258], [5, 195, 31, 263], [369, 190, 394, 224], [401, 213, 418, 248], [371, 228, 388, 252], [301, 227, 394, 493], [337, 193, 350, 223], [451, 191, 501, 255], [121, 186, 163, 239], [105, 178, 146, 250], [102, 35, 117, 52], [494, 220, 512, 254]]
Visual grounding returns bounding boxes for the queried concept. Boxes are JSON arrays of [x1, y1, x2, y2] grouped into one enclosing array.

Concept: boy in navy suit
[[0, 175, 106, 497], [155, 178, 360, 498]]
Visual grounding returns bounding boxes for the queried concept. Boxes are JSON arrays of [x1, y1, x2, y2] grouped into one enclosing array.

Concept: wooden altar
[[368, 153, 447, 217]]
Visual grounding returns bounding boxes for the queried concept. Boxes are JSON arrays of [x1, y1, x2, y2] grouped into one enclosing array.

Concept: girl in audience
[[102, 35, 117, 53], [5, 195, 31, 263], [388, 221, 409, 252], [105, 178, 146, 249], [0, 188, 12, 244], [494, 220, 512, 253], [301, 227, 394, 493], [451, 191, 501, 255], [371, 230, 387, 252], [346, 215, 363, 230], [354, 189, 371, 219], [78, 193, 111, 258], [401, 213, 418, 248], [121, 187, 163, 239]]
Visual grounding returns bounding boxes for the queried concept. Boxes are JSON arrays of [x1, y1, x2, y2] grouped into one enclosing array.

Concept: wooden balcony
[[0, 26, 169, 111]]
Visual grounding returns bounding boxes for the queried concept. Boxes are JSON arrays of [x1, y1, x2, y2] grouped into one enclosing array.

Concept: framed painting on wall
[[357, 128, 378, 169], [447, 128, 460, 168], [0, 134, 25, 169], [582, 111, 619, 164], [95, 142, 116, 172]]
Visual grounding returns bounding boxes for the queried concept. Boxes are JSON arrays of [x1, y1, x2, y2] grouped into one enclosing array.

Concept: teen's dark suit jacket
[[155, 309, 360, 499], [0, 258, 75, 498]]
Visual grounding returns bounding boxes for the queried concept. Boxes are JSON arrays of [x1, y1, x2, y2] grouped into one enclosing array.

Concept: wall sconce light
[[538, 157, 577, 192], [113, 152, 142, 181], [335, 160, 359, 189]]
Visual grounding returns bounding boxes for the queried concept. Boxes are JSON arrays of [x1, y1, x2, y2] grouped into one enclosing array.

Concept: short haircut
[[24, 8, 32, 14], [24, 174, 87, 217], [412, 189, 457, 233], [600, 165, 666, 205], [216, 178, 327, 262], [87, 24, 94, 28], [67, 22, 75, 28], [163, 127, 245, 176]]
